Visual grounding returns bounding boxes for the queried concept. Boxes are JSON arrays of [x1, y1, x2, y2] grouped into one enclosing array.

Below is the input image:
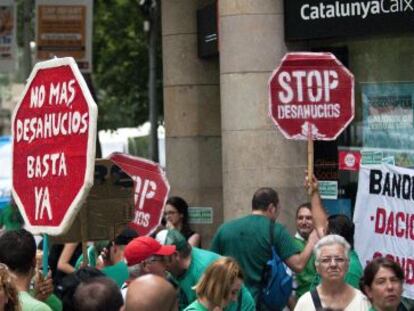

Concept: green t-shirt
[[183, 300, 208, 311], [294, 235, 317, 298], [19, 291, 52, 311], [177, 247, 219, 309], [74, 245, 97, 270], [102, 260, 129, 288], [310, 249, 364, 289], [346, 250, 364, 288], [44, 294, 62, 311], [29, 289, 62, 311], [176, 247, 255, 311], [0, 204, 23, 231], [210, 215, 301, 299], [369, 304, 408, 311]]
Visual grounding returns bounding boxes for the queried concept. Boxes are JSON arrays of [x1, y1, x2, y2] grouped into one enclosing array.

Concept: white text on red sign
[[277, 70, 341, 120], [15, 80, 89, 222], [133, 176, 157, 227], [16, 80, 88, 144]]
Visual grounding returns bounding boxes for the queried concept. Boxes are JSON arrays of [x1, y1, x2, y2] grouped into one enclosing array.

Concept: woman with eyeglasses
[[0, 264, 21, 311], [294, 235, 371, 311], [362, 257, 407, 311], [307, 175, 364, 289], [164, 197, 201, 247], [184, 257, 244, 311]]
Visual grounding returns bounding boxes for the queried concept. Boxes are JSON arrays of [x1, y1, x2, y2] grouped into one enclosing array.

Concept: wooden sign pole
[[80, 207, 89, 266], [307, 123, 314, 195]]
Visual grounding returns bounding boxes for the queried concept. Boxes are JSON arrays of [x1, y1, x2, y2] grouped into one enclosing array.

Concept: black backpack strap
[[310, 289, 322, 310]]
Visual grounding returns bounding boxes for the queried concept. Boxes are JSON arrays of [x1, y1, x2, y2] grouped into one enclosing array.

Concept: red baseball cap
[[124, 236, 176, 266]]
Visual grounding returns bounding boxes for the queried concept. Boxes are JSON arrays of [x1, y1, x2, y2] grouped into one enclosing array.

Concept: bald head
[[125, 275, 178, 311], [74, 277, 123, 311]]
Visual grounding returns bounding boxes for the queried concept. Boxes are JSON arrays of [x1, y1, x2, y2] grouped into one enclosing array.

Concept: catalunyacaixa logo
[[300, 0, 413, 20]]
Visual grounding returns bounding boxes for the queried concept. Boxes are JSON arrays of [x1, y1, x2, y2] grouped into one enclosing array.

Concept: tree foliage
[[93, 0, 162, 130], [14, 0, 161, 131]]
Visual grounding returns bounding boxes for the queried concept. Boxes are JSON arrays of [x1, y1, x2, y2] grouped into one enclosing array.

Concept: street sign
[[35, 0, 93, 72], [269, 52, 354, 140], [338, 150, 361, 171], [0, 0, 17, 73], [109, 153, 170, 236], [12, 57, 98, 235], [318, 180, 338, 200], [189, 207, 213, 224]]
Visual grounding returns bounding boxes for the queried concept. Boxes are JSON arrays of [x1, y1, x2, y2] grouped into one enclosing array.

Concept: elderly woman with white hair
[[294, 234, 371, 311]]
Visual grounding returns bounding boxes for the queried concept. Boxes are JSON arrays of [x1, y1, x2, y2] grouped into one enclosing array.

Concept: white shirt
[[294, 288, 371, 311]]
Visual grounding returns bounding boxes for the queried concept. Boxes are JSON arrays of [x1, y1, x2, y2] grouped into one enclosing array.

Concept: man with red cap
[[124, 236, 176, 276], [121, 236, 176, 299]]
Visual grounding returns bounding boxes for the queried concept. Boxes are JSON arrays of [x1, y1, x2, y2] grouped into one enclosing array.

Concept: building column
[[219, 0, 307, 230], [161, 0, 222, 244]]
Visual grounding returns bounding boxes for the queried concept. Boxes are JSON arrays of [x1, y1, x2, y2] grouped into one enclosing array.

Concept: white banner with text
[[354, 164, 414, 299]]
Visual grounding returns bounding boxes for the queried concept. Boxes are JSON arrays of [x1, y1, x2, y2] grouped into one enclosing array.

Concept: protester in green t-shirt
[[157, 229, 255, 311], [122, 234, 178, 299], [293, 203, 317, 299], [210, 187, 319, 309], [0, 229, 53, 311], [96, 228, 138, 287], [184, 257, 244, 311]]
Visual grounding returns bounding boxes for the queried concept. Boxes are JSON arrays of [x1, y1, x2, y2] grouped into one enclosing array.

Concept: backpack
[[260, 221, 293, 311]]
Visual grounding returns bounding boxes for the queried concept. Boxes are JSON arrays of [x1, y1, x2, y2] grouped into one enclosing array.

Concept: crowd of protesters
[[0, 185, 412, 311]]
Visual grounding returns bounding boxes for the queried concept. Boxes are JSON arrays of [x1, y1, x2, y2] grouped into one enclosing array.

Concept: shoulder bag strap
[[310, 289, 322, 310]]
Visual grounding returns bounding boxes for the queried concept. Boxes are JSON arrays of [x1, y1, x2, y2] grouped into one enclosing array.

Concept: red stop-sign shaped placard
[[269, 52, 354, 140], [109, 153, 170, 236], [12, 57, 98, 235]]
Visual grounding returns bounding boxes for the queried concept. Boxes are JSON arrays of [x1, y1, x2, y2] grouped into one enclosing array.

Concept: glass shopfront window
[[292, 35, 414, 217]]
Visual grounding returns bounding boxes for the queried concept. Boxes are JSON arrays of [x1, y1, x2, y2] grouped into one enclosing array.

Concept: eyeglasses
[[318, 257, 348, 265], [145, 257, 165, 264], [164, 211, 178, 216]]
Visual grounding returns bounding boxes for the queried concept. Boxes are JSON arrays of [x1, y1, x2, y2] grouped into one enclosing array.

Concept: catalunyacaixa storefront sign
[[284, 0, 414, 41]]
